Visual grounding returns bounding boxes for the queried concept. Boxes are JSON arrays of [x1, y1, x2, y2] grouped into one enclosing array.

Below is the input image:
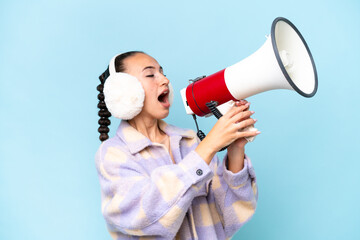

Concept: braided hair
[[97, 51, 145, 141]]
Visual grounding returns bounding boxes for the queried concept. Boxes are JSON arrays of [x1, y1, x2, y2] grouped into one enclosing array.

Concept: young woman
[[95, 51, 260, 239]]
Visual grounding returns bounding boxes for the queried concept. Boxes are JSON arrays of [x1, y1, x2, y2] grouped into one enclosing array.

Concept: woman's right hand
[[194, 101, 259, 164]]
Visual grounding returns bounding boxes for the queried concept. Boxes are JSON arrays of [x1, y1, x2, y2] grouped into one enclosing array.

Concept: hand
[[211, 100, 259, 150], [226, 100, 260, 172], [195, 100, 259, 164], [228, 100, 259, 150]]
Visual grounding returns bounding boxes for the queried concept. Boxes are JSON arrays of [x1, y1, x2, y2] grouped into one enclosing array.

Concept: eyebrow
[[142, 66, 163, 72]]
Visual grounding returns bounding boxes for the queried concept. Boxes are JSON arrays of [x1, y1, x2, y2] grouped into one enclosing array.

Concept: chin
[[155, 109, 170, 120], [159, 112, 170, 120]]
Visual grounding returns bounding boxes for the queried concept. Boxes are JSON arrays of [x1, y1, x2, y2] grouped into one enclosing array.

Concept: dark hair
[[97, 51, 145, 141]]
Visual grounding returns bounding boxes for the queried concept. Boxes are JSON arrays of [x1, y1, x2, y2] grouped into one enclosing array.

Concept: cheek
[[142, 85, 157, 102], [137, 78, 158, 103]]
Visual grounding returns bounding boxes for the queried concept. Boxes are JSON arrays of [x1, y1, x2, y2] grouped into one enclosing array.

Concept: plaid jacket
[[95, 120, 258, 240]]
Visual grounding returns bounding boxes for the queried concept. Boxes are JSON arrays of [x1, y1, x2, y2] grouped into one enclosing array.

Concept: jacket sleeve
[[207, 153, 258, 237], [95, 142, 214, 238]]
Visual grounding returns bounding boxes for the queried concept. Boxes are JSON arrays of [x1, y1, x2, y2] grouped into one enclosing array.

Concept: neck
[[128, 116, 165, 143]]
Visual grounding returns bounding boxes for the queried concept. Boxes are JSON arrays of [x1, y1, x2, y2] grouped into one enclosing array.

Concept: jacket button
[[196, 169, 203, 176]]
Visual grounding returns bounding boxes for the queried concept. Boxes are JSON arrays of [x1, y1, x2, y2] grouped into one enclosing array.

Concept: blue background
[[1, 0, 359, 239]]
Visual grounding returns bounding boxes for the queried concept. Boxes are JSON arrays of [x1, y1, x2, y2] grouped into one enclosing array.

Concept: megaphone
[[180, 17, 318, 117]]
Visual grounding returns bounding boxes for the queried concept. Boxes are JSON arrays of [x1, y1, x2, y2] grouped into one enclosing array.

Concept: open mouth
[[158, 90, 169, 103]]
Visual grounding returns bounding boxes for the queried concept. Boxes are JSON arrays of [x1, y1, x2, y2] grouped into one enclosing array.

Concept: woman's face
[[123, 53, 171, 120]]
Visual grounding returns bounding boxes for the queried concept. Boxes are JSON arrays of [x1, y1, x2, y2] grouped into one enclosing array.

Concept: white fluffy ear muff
[[103, 55, 145, 120]]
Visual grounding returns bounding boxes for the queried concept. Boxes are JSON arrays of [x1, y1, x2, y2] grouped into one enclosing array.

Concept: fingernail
[[253, 119, 257, 123], [250, 111, 255, 114], [245, 102, 250, 107], [256, 131, 261, 134]]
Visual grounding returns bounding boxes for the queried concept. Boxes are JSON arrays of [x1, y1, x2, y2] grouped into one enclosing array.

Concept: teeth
[[160, 91, 168, 96]]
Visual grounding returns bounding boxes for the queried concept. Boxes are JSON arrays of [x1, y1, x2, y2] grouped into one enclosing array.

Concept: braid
[[97, 51, 145, 142], [97, 68, 111, 141]]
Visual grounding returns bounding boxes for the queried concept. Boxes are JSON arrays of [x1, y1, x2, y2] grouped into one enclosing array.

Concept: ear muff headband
[[108, 55, 117, 75]]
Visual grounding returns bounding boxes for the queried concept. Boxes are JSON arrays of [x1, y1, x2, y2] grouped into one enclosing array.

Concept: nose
[[160, 74, 170, 86]]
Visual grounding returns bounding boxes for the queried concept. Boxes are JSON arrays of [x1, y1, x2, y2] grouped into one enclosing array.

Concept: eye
[[146, 74, 154, 78]]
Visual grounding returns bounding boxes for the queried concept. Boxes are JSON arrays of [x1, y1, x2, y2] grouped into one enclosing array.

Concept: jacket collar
[[116, 120, 195, 154]]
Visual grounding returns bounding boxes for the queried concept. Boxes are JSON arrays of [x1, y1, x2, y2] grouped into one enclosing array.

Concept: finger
[[237, 100, 250, 111], [226, 102, 250, 119], [239, 99, 248, 105], [236, 128, 261, 138], [235, 118, 257, 130], [232, 110, 254, 123], [234, 100, 249, 107], [244, 103, 250, 111]]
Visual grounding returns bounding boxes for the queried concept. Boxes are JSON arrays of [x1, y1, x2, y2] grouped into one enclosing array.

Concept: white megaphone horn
[[180, 17, 318, 119]]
